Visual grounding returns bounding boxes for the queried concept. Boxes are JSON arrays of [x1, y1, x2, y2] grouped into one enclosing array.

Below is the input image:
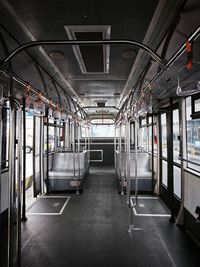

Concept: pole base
[[128, 224, 143, 233]]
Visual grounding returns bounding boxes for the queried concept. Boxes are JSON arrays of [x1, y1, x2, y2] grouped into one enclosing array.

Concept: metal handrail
[[8, 97, 22, 267], [178, 156, 200, 168], [115, 25, 200, 124], [0, 39, 166, 69], [127, 119, 139, 209]]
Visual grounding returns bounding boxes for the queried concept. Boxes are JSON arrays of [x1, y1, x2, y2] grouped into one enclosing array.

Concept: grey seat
[[116, 151, 154, 192], [48, 151, 89, 191]]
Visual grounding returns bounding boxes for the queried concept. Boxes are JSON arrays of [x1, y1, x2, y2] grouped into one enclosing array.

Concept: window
[[138, 126, 147, 149], [44, 125, 48, 154], [26, 110, 33, 178], [56, 126, 64, 148], [44, 118, 65, 152], [48, 126, 55, 152], [148, 126, 152, 152], [91, 119, 114, 124], [161, 113, 168, 187], [186, 97, 200, 171], [90, 124, 115, 138], [194, 98, 200, 113], [172, 109, 181, 198], [173, 109, 180, 163], [1, 103, 10, 169], [161, 113, 167, 158], [141, 118, 146, 126], [162, 160, 168, 187], [153, 124, 157, 154], [81, 126, 86, 138], [148, 116, 152, 125], [173, 165, 181, 198], [34, 116, 41, 156], [138, 116, 157, 153]]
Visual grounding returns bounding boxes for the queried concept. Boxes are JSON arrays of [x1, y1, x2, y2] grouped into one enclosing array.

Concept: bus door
[[0, 94, 22, 267], [159, 106, 181, 221], [33, 116, 44, 197]]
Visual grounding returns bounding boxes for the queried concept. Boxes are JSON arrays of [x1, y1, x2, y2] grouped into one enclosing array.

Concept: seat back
[[52, 152, 85, 171], [130, 152, 150, 172]]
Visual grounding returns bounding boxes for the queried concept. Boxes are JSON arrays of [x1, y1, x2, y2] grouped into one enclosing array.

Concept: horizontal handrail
[[178, 157, 200, 168], [0, 39, 166, 69]]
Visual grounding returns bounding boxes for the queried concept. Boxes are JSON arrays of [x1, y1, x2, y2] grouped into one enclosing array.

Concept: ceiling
[[0, 0, 200, 119]]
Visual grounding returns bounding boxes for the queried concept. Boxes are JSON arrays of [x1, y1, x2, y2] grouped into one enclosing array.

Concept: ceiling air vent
[[64, 25, 111, 74], [95, 100, 107, 107], [97, 102, 106, 107]]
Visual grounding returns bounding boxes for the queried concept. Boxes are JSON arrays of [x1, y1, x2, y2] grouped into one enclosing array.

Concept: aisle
[[21, 167, 199, 267]]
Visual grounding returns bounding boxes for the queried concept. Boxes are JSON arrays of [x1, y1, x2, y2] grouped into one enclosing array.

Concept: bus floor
[[21, 166, 199, 267]]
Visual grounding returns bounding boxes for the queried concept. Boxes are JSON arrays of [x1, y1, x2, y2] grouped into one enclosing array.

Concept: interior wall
[[0, 172, 9, 213], [184, 171, 200, 217]]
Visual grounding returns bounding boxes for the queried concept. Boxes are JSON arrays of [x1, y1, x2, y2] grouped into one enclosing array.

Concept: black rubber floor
[[21, 166, 199, 267]]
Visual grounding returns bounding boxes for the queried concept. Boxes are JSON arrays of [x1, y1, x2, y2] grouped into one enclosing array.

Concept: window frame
[[44, 118, 65, 154], [191, 93, 200, 119], [186, 96, 200, 172], [1, 104, 10, 170]]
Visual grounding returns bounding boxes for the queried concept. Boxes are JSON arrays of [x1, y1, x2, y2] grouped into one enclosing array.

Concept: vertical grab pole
[[126, 119, 131, 207], [22, 98, 27, 220], [32, 116, 36, 198], [65, 119, 69, 150], [8, 99, 15, 267], [46, 112, 49, 194], [128, 118, 139, 231], [0, 87, 4, 260], [15, 100, 22, 267], [88, 125, 90, 163], [87, 124, 90, 168], [77, 123, 80, 195], [40, 116, 44, 194], [176, 97, 186, 225], [151, 114, 154, 193], [84, 124, 87, 150], [8, 98, 22, 267], [119, 124, 124, 195], [125, 118, 133, 230], [85, 124, 88, 167], [73, 121, 76, 179], [134, 119, 138, 206], [114, 126, 117, 175], [116, 126, 119, 176]]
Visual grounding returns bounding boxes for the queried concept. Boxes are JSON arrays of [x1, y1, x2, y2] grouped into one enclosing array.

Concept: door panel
[[160, 107, 181, 219]]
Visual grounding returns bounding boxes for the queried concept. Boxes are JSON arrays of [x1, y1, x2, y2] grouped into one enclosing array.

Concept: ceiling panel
[[6, 0, 159, 108]]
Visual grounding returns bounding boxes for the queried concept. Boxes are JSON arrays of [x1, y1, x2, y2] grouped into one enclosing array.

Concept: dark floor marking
[[26, 196, 70, 215], [132, 196, 170, 217]]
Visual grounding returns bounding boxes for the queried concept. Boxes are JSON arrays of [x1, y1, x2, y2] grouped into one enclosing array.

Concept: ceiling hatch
[[96, 101, 106, 107], [64, 25, 111, 74]]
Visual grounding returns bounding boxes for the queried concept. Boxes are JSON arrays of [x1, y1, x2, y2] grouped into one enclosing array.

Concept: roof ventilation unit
[[64, 25, 111, 74], [97, 101, 106, 107]]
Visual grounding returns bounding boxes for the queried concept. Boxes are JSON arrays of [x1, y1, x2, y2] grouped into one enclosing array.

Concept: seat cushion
[[130, 171, 152, 179], [49, 169, 84, 178]]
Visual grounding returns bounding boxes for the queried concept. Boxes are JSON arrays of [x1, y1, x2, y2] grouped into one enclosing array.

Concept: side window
[[1, 104, 9, 169], [186, 97, 200, 171]]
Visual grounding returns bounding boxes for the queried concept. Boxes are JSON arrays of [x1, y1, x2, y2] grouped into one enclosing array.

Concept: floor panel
[[21, 166, 199, 267]]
